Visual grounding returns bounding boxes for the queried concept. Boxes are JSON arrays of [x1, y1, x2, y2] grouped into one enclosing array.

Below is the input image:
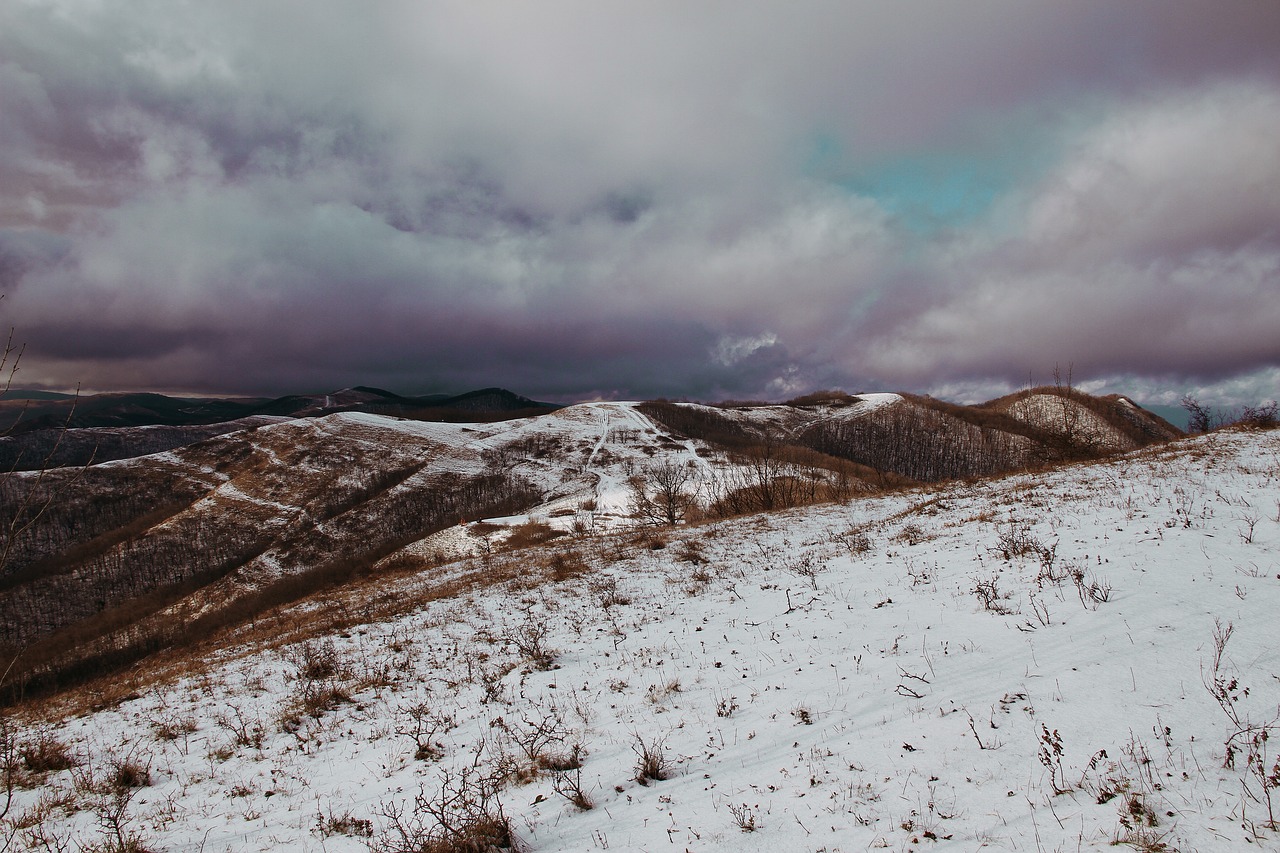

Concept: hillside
[[1, 424, 1277, 851], [0, 391, 1179, 703]]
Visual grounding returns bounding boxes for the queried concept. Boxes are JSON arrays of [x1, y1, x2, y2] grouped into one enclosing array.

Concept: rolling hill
[[0, 410, 1275, 851], [0, 388, 1177, 704]]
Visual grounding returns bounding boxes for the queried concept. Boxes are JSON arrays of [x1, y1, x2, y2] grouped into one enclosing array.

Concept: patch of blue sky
[[802, 119, 1067, 239], [848, 155, 1004, 234]]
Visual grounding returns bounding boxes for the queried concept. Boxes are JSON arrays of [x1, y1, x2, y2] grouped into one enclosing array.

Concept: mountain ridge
[[0, 388, 1182, 702]]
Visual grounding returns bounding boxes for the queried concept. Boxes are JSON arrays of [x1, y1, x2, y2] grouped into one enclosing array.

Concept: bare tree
[[628, 461, 698, 526], [1040, 364, 1104, 462], [1181, 395, 1215, 434]]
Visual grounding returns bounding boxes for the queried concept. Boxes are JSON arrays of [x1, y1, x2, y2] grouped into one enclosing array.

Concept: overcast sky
[[2, 1, 1278, 404]]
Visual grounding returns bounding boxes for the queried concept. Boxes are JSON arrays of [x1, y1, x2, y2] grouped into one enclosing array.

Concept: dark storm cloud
[[1, 1, 1278, 404]]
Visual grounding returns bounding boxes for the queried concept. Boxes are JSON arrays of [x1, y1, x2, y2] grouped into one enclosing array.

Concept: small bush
[[972, 573, 1012, 614], [315, 806, 373, 838], [150, 713, 197, 743], [370, 768, 517, 853], [992, 520, 1045, 561], [844, 529, 873, 556], [107, 757, 151, 791], [632, 734, 671, 785], [398, 702, 456, 762], [552, 767, 593, 811], [547, 549, 588, 582], [727, 801, 761, 832], [504, 520, 564, 550], [215, 707, 265, 749], [296, 682, 353, 720], [288, 638, 343, 682], [20, 731, 78, 774], [505, 619, 557, 672]]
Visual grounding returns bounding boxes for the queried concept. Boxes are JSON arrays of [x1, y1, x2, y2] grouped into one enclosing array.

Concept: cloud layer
[[2, 1, 1278, 404]]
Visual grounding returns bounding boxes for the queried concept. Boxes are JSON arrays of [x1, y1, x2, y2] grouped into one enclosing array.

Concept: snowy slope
[[999, 393, 1127, 452], [5, 428, 1278, 852]]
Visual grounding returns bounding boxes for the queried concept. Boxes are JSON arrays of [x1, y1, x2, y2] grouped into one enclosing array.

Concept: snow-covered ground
[[5, 428, 1279, 851]]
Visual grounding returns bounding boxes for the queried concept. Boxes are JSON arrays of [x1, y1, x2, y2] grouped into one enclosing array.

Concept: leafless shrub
[[1183, 395, 1278, 433], [632, 734, 671, 785], [505, 619, 557, 672], [674, 538, 707, 564], [589, 575, 630, 609], [21, 819, 75, 853], [369, 767, 518, 853], [1182, 394, 1216, 434], [905, 558, 936, 588], [991, 519, 1046, 561], [287, 638, 345, 682], [972, 573, 1012, 614], [475, 665, 510, 706], [398, 701, 457, 762], [1236, 401, 1279, 430], [1, 708, 17, 831], [503, 520, 564, 551], [215, 706, 265, 749], [552, 767, 594, 811], [315, 805, 374, 838], [280, 637, 356, 726], [503, 708, 576, 774], [1071, 566, 1112, 608], [73, 757, 156, 853], [896, 523, 927, 546], [1034, 552, 1073, 588], [787, 554, 827, 589], [727, 802, 761, 832], [547, 548, 588, 582], [844, 529, 873, 556], [1203, 620, 1280, 829], [150, 712, 197, 744], [279, 679, 353, 734], [1239, 510, 1260, 545], [106, 756, 151, 791], [628, 461, 699, 526]]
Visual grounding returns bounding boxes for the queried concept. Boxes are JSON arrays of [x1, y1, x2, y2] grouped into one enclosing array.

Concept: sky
[[1, 1, 1278, 406]]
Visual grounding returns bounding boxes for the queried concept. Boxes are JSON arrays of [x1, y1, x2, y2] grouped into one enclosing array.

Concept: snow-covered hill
[[5, 427, 1278, 851]]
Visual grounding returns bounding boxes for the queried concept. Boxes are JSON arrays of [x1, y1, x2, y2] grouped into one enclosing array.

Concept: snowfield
[[5, 428, 1280, 852]]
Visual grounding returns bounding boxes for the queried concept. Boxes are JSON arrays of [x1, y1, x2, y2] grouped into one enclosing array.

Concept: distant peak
[[348, 386, 399, 398]]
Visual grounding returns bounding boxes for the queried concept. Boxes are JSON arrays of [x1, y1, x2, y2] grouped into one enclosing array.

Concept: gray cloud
[[1, 1, 1277, 405]]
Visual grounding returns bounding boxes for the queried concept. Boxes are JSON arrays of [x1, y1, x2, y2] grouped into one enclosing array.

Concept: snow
[[1004, 394, 1124, 449], [6, 429, 1280, 851], [851, 392, 902, 410]]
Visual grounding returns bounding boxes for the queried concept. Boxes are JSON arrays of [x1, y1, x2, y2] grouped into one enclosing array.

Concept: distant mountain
[[0, 387, 560, 468], [361, 387, 558, 420], [0, 392, 270, 434], [0, 390, 77, 401], [0, 415, 289, 471], [0, 386, 558, 432]]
